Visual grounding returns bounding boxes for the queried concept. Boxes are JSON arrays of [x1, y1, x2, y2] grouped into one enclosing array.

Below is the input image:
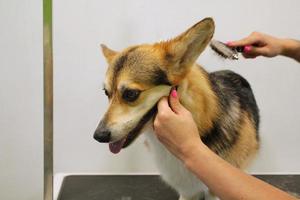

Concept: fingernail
[[244, 45, 252, 53], [226, 41, 233, 46], [171, 89, 177, 98]]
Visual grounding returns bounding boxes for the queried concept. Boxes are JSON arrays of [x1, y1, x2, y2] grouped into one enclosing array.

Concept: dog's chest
[[144, 130, 206, 197]]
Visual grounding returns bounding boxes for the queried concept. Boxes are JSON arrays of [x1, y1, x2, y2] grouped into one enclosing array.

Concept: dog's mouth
[[108, 105, 157, 154], [109, 138, 127, 154]]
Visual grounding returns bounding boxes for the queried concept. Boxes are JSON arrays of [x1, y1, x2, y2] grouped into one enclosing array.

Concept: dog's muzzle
[[94, 121, 111, 143]]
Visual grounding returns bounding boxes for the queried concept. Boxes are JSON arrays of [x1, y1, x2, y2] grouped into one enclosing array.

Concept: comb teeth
[[210, 40, 239, 60]]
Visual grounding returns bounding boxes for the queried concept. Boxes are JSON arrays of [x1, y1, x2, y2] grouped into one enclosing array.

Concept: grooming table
[[55, 174, 300, 200]]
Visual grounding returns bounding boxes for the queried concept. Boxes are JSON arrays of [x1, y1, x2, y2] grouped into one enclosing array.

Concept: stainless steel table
[[57, 175, 300, 200]]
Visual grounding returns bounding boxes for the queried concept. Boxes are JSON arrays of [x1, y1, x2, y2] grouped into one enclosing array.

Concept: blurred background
[[1, 0, 299, 199]]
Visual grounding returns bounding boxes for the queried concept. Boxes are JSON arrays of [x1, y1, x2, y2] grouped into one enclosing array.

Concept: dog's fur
[[94, 18, 260, 200]]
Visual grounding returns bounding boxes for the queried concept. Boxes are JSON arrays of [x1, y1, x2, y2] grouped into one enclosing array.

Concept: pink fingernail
[[244, 45, 252, 53], [226, 41, 233, 46], [171, 89, 177, 98]]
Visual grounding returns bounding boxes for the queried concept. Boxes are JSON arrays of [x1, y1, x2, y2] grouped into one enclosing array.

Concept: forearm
[[280, 39, 300, 62], [183, 142, 297, 200]]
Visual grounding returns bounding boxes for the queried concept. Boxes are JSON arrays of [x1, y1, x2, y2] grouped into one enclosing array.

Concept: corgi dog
[[94, 18, 260, 200]]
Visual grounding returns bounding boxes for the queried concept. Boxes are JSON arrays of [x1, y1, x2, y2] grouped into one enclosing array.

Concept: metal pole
[[43, 0, 53, 199]]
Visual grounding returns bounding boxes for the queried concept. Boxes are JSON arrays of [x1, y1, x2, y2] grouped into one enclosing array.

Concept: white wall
[[54, 0, 300, 175], [0, 0, 43, 199]]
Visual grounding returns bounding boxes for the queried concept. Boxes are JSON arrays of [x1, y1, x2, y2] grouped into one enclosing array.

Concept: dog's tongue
[[109, 138, 126, 154]]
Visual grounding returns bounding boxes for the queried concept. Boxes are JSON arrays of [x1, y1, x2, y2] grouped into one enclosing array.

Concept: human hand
[[227, 32, 285, 59], [153, 88, 204, 161]]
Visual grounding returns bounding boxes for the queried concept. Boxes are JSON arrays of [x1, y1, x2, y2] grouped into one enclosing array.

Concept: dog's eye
[[103, 88, 110, 97], [122, 89, 140, 102]]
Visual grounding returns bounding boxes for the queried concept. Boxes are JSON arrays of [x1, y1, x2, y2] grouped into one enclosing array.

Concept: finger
[[169, 88, 184, 114], [157, 97, 171, 113], [243, 46, 267, 58], [249, 46, 272, 57], [242, 53, 257, 59], [242, 48, 258, 58], [227, 36, 259, 47]]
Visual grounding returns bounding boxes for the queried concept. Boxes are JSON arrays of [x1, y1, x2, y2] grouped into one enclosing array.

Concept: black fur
[[210, 70, 259, 131], [202, 121, 240, 155], [152, 68, 171, 86], [202, 70, 260, 154], [113, 47, 138, 75], [114, 55, 128, 75]]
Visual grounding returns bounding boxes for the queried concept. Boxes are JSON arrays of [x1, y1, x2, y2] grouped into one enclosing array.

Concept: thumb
[[243, 46, 268, 57], [248, 46, 271, 57], [169, 88, 184, 114]]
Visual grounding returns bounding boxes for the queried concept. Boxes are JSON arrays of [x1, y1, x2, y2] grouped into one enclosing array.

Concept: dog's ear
[[158, 18, 214, 74], [101, 44, 118, 64]]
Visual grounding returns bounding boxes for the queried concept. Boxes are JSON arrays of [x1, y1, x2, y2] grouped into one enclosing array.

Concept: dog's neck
[[177, 64, 219, 135]]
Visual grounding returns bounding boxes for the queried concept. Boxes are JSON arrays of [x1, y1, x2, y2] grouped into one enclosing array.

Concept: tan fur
[[223, 112, 259, 169], [101, 44, 118, 63], [178, 65, 219, 134]]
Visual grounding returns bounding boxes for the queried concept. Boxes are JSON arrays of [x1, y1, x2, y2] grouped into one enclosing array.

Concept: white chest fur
[[144, 130, 207, 198]]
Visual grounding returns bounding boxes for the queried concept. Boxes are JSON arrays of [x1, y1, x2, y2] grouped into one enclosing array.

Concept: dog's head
[[94, 18, 214, 153]]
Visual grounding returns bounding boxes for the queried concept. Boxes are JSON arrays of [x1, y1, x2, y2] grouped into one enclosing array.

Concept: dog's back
[[204, 70, 260, 168]]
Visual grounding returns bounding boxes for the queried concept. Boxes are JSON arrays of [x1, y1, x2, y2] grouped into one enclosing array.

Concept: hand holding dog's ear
[[156, 89, 185, 115], [154, 90, 204, 161]]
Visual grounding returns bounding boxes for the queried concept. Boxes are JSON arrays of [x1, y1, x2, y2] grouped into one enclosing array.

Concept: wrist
[[280, 38, 291, 56], [280, 38, 300, 58], [181, 140, 209, 170]]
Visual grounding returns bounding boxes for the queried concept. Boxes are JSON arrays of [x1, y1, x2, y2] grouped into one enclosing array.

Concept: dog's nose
[[93, 129, 111, 143]]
